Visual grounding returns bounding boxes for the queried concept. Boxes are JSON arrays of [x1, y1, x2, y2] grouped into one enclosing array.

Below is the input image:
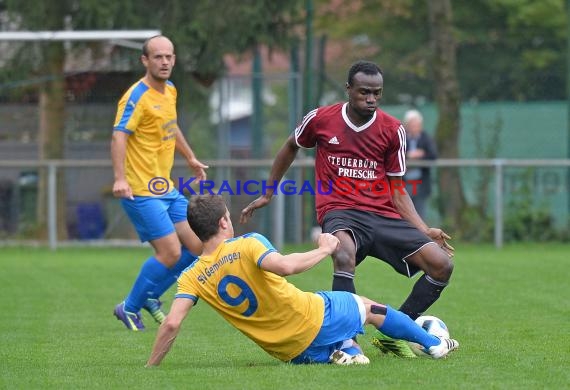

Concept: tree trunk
[[37, 41, 68, 240], [427, 0, 465, 230]]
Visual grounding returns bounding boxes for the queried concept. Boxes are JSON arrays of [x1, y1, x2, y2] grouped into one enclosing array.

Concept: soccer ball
[[408, 315, 450, 357]]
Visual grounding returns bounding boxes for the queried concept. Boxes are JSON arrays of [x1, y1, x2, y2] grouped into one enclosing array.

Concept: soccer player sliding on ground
[[146, 195, 459, 366]]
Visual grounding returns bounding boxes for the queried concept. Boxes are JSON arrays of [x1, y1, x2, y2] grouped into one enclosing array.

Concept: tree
[[314, 0, 567, 103], [455, 0, 566, 101], [3, 1, 70, 239], [427, 0, 465, 231]]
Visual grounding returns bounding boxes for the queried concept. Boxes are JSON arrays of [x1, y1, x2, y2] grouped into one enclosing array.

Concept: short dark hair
[[347, 60, 383, 86], [187, 195, 228, 241]]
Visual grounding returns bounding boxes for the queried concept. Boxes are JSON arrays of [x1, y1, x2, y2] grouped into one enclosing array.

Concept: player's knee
[[162, 315, 181, 331], [157, 247, 181, 267], [446, 259, 454, 276], [365, 304, 387, 327], [170, 247, 182, 263], [333, 250, 356, 272], [431, 256, 454, 280]]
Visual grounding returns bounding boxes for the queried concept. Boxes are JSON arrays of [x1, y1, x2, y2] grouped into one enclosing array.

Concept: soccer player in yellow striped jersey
[[113, 77, 179, 196], [146, 195, 459, 366], [111, 35, 208, 331], [178, 232, 326, 361]]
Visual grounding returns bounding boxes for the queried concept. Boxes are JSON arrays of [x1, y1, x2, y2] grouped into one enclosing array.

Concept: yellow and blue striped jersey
[[176, 233, 325, 362], [113, 79, 179, 196]]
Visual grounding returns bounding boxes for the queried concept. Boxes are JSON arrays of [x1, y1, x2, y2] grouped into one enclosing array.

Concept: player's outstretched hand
[[317, 233, 340, 255], [426, 228, 455, 257], [240, 196, 271, 224]]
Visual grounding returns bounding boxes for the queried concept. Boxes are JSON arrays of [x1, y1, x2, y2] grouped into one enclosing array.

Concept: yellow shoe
[[371, 331, 417, 358]]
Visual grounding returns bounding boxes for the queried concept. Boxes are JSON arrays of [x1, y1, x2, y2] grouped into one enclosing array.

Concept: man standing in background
[[111, 35, 207, 331], [403, 109, 438, 220]]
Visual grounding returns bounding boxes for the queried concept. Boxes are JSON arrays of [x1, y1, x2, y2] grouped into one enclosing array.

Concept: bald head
[[142, 35, 174, 57]]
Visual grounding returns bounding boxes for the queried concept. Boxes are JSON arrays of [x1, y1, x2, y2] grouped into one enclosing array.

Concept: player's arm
[[146, 297, 195, 367], [175, 127, 209, 182], [259, 233, 339, 276], [110, 130, 133, 200], [389, 176, 428, 231], [389, 176, 454, 255], [240, 136, 300, 223]]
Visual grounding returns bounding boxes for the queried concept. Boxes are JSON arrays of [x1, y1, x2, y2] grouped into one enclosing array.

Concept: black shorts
[[321, 209, 435, 278]]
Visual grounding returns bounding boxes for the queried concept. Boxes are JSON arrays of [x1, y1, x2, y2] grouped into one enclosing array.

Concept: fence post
[[48, 162, 57, 250], [273, 191, 285, 250], [494, 159, 504, 248]]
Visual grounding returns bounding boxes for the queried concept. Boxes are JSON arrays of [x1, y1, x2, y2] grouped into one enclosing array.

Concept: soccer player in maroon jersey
[[240, 60, 454, 357]]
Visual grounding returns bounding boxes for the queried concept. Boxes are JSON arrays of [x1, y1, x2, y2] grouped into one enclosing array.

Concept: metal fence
[[0, 158, 568, 250]]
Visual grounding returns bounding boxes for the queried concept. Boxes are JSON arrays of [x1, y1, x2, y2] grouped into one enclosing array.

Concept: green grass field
[[1, 243, 568, 389]]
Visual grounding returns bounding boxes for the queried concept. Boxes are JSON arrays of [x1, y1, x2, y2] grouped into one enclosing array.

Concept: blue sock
[[150, 247, 198, 299], [124, 257, 170, 313], [379, 306, 439, 348]]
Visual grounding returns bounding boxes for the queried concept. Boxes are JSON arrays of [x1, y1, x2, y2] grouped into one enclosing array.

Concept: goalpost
[[0, 29, 161, 50], [0, 30, 160, 41]]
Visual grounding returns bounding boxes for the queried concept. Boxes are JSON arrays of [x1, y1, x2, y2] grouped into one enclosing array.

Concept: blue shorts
[[121, 188, 188, 242], [290, 291, 365, 364]]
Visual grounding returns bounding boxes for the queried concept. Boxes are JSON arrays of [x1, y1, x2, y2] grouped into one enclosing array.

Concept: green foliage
[[505, 200, 559, 241], [259, 81, 291, 156], [452, 205, 495, 242], [156, 1, 303, 79], [314, 0, 567, 103], [452, 111, 503, 242], [1, 244, 569, 388], [457, 0, 566, 101], [504, 168, 565, 241], [1, 1, 303, 88]]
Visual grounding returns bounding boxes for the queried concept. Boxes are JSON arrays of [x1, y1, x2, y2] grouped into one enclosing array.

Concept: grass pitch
[[0, 243, 568, 389]]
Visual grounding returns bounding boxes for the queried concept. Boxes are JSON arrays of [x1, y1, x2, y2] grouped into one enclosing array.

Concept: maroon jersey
[[294, 102, 407, 224]]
